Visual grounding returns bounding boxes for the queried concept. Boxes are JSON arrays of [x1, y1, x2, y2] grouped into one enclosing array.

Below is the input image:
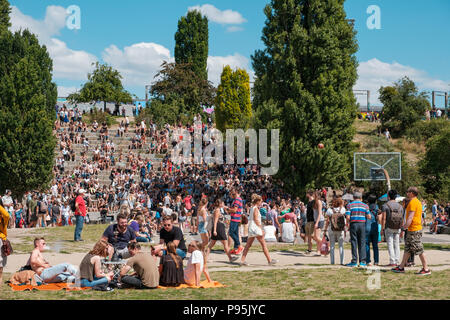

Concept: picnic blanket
[[8, 282, 91, 292], [158, 280, 226, 290]]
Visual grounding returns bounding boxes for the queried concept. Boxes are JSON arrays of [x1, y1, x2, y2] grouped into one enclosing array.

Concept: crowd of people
[[1, 105, 449, 289]]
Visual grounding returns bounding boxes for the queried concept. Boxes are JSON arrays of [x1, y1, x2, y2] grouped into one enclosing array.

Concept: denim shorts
[[198, 222, 208, 234]]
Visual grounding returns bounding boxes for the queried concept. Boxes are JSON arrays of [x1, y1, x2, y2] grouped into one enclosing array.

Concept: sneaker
[[240, 261, 249, 266], [345, 262, 358, 267], [359, 262, 367, 268], [392, 266, 405, 273], [269, 259, 278, 266], [229, 256, 239, 263], [230, 249, 236, 255], [235, 247, 244, 255], [415, 268, 431, 276]]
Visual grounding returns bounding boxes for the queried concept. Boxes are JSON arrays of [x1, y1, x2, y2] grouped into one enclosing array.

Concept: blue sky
[[8, 0, 450, 106]]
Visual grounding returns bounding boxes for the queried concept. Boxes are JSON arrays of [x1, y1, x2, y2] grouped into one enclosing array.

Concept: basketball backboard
[[354, 152, 402, 181]]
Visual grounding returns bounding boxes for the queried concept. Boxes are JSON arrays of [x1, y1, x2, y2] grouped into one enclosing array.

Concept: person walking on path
[[74, 189, 87, 241], [239, 194, 277, 266], [0, 199, 11, 287], [205, 199, 238, 264], [392, 187, 431, 275], [226, 189, 244, 255], [345, 191, 370, 267], [324, 197, 346, 265]]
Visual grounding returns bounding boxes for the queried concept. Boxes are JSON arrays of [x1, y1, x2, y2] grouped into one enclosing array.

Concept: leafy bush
[[83, 108, 116, 126], [405, 119, 449, 143], [136, 97, 190, 128]]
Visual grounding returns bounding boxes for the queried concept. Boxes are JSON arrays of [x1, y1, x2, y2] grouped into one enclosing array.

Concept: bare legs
[[240, 236, 272, 264]]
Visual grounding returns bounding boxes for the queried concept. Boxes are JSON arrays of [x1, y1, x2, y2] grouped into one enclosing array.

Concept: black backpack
[[386, 202, 403, 230]]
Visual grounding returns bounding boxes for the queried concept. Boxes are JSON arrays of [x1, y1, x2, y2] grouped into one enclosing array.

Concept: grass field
[[1, 268, 449, 300]]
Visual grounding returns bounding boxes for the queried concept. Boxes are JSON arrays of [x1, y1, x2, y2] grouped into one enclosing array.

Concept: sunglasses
[[163, 224, 172, 227]]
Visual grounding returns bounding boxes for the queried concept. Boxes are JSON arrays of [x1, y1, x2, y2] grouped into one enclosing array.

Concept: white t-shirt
[[264, 225, 277, 242], [281, 222, 295, 243], [184, 250, 204, 285]]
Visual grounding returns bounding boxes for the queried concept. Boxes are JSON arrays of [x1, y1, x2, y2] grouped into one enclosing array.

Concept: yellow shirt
[[406, 197, 422, 232], [0, 205, 10, 240]]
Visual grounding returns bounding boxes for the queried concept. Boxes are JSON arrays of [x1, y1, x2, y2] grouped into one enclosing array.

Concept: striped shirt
[[346, 201, 369, 223], [231, 197, 243, 223]]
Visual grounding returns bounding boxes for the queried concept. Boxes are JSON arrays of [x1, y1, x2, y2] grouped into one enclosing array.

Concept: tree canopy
[[175, 9, 209, 81], [0, 28, 57, 198], [215, 65, 252, 132], [379, 76, 430, 137], [67, 62, 133, 112], [252, 0, 359, 196], [0, 0, 11, 33], [150, 61, 216, 117]]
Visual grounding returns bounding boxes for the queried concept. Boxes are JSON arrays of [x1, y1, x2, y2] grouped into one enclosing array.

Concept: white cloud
[[355, 58, 449, 106], [188, 4, 246, 25], [102, 42, 174, 87], [57, 86, 79, 97], [207, 53, 254, 86], [9, 6, 97, 82], [226, 26, 244, 33]]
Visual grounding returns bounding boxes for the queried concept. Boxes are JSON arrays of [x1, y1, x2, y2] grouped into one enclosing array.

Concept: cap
[[78, 189, 86, 194]]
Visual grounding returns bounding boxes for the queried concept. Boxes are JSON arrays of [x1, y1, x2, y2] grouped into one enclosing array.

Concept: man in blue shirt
[[345, 191, 370, 267]]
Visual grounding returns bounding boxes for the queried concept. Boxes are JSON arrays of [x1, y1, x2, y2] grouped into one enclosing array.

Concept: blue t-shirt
[[366, 203, 379, 233], [103, 224, 136, 250]]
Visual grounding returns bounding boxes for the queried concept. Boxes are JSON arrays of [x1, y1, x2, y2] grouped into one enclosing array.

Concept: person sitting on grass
[[184, 241, 212, 287], [27, 237, 78, 283], [118, 242, 159, 289], [101, 212, 136, 259], [159, 241, 185, 287], [79, 240, 114, 288]]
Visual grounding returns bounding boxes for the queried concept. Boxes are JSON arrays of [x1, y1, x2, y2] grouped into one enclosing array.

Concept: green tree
[[0, 29, 57, 198], [251, 0, 359, 196], [379, 77, 430, 137], [175, 10, 209, 81], [0, 0, 10, 33], [419, 127, 450, 202], [215, 65, 252, 132], [150, 61, 216, 117], [68, 62, 133, 112]]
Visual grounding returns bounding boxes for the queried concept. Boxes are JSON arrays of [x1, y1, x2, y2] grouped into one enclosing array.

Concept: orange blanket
[[158, 280, 226, 290], [9, 282, 91, 292]]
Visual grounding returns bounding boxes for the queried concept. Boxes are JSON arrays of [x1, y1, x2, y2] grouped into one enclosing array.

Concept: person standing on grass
[[239, 194, 277, 266], [381, 190, 403, 267], [324, 197, 346, 265], [0, 199, 10, 287], [345, 191, 369, 267], [226, 189, 244, 255], [197, 197, 210, 251], [74, 189, 87, 241], [366, 195, 380, 266], [392, 187, 431, 275]]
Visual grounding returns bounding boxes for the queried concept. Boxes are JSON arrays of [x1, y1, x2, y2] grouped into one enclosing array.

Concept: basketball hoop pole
[[380, 168, 391, 192]]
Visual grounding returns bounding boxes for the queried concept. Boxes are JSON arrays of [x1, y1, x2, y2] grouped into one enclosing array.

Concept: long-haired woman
[[206, 199, 238, 263], [239, 194, 277, 266], [79, 239, 114, 287], [197, 197, 210, 251], [159, 241, 185, 287]]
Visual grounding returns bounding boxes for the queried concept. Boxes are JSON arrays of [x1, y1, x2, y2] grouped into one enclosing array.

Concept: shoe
[[240, 261, 249, 266], [359, 262, 367, 268], [367, 263, 372, 267], [230, 249, 236, 255], [269, 259, 278, 266], [345, 262, 358, 267], [230, 256, 239, 263], [235, 247, 244, 255], [305, 250, 312, 255], [392, 266, 405, 273], [415, 268, 431, 276]]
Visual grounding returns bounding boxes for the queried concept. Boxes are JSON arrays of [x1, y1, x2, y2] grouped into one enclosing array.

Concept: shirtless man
[[28, 237, 78, 283]]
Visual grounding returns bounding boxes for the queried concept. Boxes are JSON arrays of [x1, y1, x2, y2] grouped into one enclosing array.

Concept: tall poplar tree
[[252, 0, 359, 196], [0, 0, 11, 33], [175, 9, 209, 81], [216, 65, 252, 132], [0, 25, 58, 197]]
